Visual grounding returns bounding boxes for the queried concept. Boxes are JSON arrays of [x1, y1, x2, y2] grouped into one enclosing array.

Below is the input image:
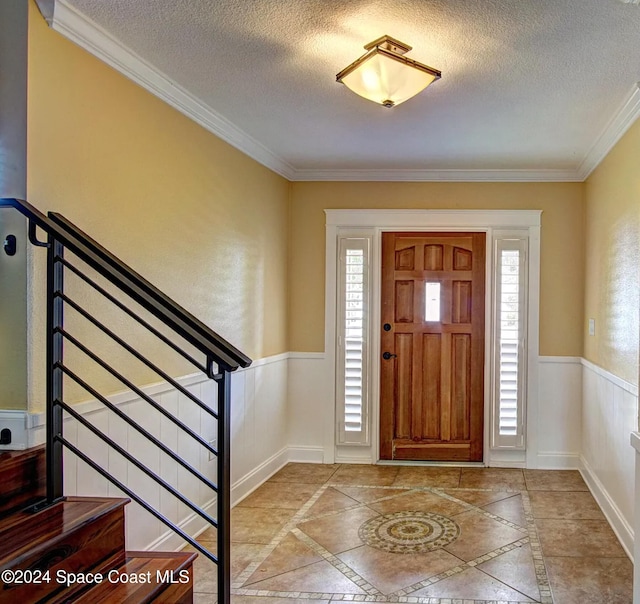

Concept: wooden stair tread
[[0, 496, 128, 568], [0, 445, 45, 518], [73, 551, 198, 603], [0, 446, 44, 466]]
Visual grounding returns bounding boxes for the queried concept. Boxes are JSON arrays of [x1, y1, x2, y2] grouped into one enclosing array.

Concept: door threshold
[[376, 460, 485, 468]]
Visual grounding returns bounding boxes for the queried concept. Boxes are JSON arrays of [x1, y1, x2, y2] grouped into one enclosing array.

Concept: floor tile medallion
[[358, 510, 460, 554]]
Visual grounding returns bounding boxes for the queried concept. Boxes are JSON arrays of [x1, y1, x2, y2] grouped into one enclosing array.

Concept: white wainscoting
[[27, 353, 291, 551], [287, 354, 586, 468], [229, 353, 289, 503], [581, 358, 638, 559], [535, 356, 583, 469], [287, 351, 380, 464], [488, 356, 582, 469], [286, 352, 330, 463]]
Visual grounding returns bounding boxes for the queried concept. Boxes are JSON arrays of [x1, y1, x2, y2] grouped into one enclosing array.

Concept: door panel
[[380, 232, 485, 462], [422, 333, 441, 440], [395, 333, 413, 438], [395, 281, 414, 322]]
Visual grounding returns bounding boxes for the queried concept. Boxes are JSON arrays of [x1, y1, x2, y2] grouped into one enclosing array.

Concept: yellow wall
[[26, 2, 290, 408], [0, 1, 29, 410], [0, 214, 27, 410], [583, 119, 640, 384], [289, 182, 585, 356]]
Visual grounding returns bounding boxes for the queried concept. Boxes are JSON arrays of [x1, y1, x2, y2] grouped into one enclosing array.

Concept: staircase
[[0, 198, 252, 603], [0, 446, 197, 603]]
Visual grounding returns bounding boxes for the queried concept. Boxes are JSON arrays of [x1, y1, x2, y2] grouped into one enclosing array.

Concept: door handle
[[382, 352, 397, 360]]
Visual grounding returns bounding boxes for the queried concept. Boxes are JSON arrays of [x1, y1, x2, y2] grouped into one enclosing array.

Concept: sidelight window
[[492, 236, 528, 449], [336, 237, 370, 445]]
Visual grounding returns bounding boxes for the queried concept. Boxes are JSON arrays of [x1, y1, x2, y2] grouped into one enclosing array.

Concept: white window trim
[[336, 235, 371, 445], [324, 210, 541, 467], [491, 233, 529, 450]]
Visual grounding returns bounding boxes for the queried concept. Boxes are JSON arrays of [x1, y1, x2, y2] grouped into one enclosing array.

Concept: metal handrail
[[0, 197, 242, 603]]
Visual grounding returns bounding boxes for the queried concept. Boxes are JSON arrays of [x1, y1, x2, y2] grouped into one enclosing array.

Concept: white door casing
[[325, 209, 541, 466]]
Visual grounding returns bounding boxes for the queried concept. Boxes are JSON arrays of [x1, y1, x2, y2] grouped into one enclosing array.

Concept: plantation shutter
[[493, 237, 527, 449], [337, 237, 370, 445]]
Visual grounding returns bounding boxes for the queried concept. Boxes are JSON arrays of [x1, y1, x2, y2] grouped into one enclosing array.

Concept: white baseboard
[[230, 446, 290, 507], [487, 448, 526, 468], [231, 445, 325, 507], [288, 446, 324, 464], [580, 454, 634, 560], [335, 454, 373, 464], [488, 460, 526, 468], [148, 497, 217, 552], [536, 452, 581, 469], [151, 444, 323, 552]]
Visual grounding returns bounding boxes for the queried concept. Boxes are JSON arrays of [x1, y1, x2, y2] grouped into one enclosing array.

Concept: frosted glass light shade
[[337, 37, 440, 108]]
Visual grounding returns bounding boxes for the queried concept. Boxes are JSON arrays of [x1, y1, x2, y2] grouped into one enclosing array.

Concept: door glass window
[[425, 282, 441, 321]]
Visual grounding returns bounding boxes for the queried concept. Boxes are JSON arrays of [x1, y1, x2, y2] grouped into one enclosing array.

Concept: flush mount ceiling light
[[336, 35, 441, 108]]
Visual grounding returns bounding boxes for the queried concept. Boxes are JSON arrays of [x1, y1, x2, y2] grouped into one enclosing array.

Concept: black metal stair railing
[[0, 197, 250, 604]]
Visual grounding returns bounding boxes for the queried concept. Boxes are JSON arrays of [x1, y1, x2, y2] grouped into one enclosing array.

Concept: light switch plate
[[589, 318, 595, 336]]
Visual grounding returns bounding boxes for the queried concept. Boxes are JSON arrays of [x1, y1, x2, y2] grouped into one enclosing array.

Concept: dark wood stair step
[[0, 496, 128, 604], [0, 445, 45, 517], [72, 551, 198, 604]]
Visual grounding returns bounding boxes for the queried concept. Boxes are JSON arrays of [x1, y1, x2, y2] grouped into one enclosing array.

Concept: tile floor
[[192, 464, 633, 603]]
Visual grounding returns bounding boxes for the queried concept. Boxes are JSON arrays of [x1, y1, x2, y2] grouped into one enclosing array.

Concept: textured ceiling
[[63, 0, 640, 175]]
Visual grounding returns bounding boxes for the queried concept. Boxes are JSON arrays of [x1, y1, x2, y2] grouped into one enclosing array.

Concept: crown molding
[[577, 82, 640, 180], [34, 0, 55, 24], [289, 168, 581, 182], [43, 0, 296, 181], [38, 2, 640, 184]]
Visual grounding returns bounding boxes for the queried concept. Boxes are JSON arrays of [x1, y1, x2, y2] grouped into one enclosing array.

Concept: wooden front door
[[380, 232, 485, 461]]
